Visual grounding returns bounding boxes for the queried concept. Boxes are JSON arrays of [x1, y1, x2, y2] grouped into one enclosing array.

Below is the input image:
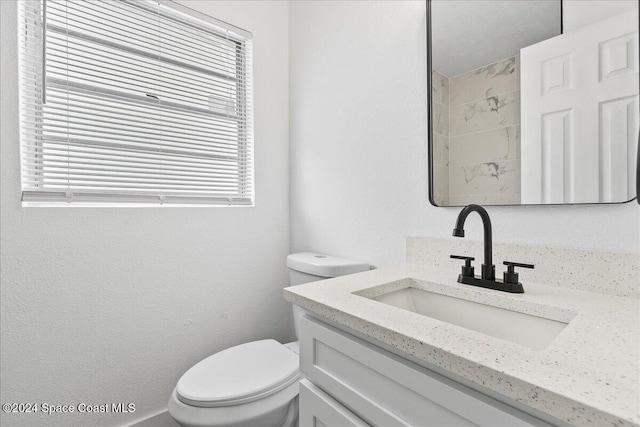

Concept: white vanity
[[283, 239, 640, 427], [297, 314, 561, 427]]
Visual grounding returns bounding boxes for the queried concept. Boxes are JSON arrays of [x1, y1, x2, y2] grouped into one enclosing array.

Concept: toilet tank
[[287, 252, 369, 338]]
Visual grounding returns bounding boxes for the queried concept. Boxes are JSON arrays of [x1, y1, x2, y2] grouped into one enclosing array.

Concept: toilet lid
[[176, 339, 300, 408]]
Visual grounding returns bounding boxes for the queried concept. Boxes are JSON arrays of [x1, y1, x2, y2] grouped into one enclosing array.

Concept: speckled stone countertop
[[283, 263, 640, 427]]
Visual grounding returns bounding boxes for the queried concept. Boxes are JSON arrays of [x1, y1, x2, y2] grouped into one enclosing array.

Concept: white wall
[[564, 0, 638, 32], [289, 0, 639, 271], [0, 1, 290, 426]]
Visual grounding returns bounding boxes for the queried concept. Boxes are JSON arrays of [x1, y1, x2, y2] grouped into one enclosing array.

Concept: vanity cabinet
[[298, 315, 554, 427], [299, 379, 369, 427]]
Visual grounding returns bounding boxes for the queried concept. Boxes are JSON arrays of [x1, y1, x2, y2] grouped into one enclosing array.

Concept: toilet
[[168, 252, 370, 427]]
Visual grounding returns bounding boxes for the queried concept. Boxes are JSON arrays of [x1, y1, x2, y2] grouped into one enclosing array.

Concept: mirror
[[428, 0, 639, 206]]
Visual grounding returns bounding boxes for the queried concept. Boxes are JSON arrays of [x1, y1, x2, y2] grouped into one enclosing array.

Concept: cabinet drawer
[[299, 378, 370, 427], [300, 315, 552, 427]]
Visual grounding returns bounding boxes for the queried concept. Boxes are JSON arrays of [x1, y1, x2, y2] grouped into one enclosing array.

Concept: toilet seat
[[176, 339, 300, 408]]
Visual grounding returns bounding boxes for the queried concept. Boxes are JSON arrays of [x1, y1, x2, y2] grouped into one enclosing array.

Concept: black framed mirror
[[428, 0, 639, 206]]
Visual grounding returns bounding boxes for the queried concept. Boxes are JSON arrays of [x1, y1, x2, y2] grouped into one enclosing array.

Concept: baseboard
[[128, 410, 179, 427]]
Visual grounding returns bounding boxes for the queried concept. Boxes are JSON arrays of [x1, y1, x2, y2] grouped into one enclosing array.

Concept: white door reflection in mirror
[[521, 9, 639, 204]]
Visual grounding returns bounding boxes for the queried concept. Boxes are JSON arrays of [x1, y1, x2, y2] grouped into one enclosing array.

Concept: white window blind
[[19, 0, 254, 206]]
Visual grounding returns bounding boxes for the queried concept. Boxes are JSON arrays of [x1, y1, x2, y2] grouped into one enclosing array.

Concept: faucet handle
[[450, 255, 475, 277], [502, 261, 534, 284]]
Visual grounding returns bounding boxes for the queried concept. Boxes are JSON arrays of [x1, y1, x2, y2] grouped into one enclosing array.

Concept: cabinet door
[[300, 316, 554, 427], [299, 379, 370, 427]]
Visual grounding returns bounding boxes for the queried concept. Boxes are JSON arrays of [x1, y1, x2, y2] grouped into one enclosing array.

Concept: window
[[19, 0, 254, 206]]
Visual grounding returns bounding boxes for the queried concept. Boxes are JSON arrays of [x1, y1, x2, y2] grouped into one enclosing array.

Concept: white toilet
[[168, 252, 370, 427]]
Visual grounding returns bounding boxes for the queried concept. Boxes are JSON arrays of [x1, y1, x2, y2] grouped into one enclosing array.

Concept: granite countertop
[[283, 263, 640, 427]]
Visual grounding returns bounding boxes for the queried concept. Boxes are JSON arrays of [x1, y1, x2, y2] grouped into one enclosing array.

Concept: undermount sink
[[362, 284, 572, 350]]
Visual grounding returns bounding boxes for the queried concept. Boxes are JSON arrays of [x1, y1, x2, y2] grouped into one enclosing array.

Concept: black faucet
[[450, 204, 533, 293], [452, 204, 495, 280]]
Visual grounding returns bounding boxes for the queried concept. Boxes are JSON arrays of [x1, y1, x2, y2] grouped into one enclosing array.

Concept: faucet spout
[[452, 204, 494, 280]]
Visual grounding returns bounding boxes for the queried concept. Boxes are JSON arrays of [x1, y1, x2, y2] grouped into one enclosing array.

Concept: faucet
[[452, 204, 495, 281], [450, 204, 533, 293]]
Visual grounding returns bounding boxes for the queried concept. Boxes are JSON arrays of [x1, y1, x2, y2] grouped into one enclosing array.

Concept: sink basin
[[363, 285, 571, 350]]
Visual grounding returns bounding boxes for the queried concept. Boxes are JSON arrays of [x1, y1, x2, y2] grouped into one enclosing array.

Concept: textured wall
[[289, 0, 639, 272], [0, 2, 290, 426]]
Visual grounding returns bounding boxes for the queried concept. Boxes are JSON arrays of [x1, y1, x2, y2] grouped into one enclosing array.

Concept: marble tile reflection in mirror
[[429, 0, 639, 206]]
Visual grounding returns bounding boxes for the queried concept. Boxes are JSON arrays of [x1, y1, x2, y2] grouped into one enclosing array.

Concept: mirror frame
[[426, 0, 639, 207]]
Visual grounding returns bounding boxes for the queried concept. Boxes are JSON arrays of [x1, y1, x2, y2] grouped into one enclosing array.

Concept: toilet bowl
[[168, 253, 369, 427], [168, 340, 301, 427]]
